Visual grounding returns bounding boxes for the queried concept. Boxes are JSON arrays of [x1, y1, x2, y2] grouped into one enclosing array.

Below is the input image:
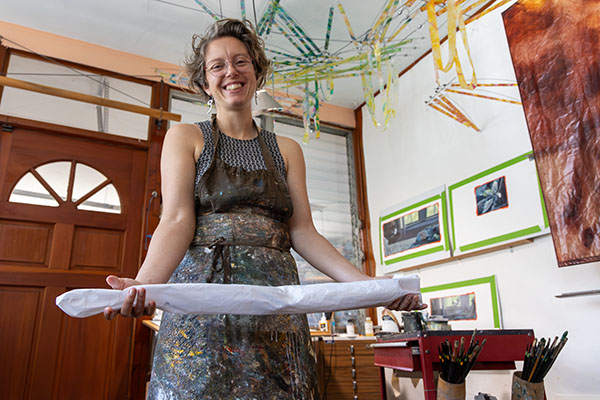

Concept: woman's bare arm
[[104, 123, 202, 319], [278, 136, 425, 311]]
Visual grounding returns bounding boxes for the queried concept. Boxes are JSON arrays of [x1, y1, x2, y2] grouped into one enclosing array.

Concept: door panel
[[0, 286, 43, 400], [71, 226, 124, 271], [54, 315, 115, 399], [0, 126, 147, 399], [0, 219, 53, 266]]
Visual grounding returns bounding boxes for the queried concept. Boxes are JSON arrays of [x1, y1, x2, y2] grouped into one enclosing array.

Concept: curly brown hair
[[185, 18, 272, 100]]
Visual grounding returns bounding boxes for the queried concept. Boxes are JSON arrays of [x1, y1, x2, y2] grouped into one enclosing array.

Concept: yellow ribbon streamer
[[427, 0, 477, 89]]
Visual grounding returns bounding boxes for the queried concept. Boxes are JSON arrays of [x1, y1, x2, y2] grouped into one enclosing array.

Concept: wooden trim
[[128, 80, 170, 400], [66, 161, 76, 203], [0, 75, 181, 122], [352, 108, 379, 324], [0, 44, 9, 104], [142, 80, 170, 263], [129, 318, 153, 400], [0, 269, 110, 288], [29, 167, 65, 204], [0, 130, 13, 196], [73, 179, 112, 207], [8, 48, 154, 86], [0, 206, 127, 229], [352, 109, 376, 277], [0, 114, 151, 149]]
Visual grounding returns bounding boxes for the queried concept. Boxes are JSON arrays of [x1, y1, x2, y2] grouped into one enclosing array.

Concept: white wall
[[361, 4, 600, 399]]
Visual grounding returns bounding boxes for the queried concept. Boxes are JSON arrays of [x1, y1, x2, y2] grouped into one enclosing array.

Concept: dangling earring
[[206, 96, 213, 114], [255, 91, 258, 105]]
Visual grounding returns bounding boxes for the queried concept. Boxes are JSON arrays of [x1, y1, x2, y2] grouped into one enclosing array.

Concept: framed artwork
[[421, 275, 502, 329], [379, 186, 452, 272], [448, 152, 549, 256]]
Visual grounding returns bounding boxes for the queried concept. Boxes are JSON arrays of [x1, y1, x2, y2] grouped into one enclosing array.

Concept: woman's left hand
[[386, 294, 428, 311]]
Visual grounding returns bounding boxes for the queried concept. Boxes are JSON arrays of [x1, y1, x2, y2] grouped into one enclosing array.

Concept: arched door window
[[9, 161, 121, 214]]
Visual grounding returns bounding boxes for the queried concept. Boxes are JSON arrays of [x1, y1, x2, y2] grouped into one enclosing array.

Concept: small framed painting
[[448, 152, 549, 256], [379, 186, 452, 272], [421, 275, 502, 329]]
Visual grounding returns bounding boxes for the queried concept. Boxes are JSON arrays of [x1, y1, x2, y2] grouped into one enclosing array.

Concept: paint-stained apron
[[147, 116, 319, 400]]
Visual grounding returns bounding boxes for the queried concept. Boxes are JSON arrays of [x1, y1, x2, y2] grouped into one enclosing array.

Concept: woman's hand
[[103, 275, 156, 320], [373, 275, 427, 311], [386, 293, 428, 311]]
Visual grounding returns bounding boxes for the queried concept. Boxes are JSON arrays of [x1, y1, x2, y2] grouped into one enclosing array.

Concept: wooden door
[[0, 125, 148, 399]]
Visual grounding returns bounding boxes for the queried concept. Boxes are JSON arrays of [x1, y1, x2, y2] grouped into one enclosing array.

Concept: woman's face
[[203, 36, 257, 112]]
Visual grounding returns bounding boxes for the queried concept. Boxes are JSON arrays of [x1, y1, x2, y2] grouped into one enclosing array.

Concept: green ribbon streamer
[[193, 0, 219, 20], [240, 0, 246, 20], [324, 7, 334, 52]]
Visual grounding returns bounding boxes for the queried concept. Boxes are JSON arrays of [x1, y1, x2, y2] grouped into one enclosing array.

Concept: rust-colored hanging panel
[[502, 0, 600, 267]]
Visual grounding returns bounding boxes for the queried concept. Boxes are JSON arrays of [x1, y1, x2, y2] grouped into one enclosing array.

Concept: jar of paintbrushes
[[512, 331, 568, 400], [437, 330, 486, 400]]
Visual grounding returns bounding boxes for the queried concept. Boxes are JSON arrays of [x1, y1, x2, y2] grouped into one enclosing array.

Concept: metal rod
[[555, 289, 600, 298]]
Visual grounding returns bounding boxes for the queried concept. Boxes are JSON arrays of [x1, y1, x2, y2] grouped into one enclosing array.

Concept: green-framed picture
[[448, 152, 549, 256], [421, 275, 502, 329], [379, 186, 452, 272]]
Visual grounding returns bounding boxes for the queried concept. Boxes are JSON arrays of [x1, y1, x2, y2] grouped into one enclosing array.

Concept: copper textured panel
[[71, 226, 123, 271], [0, 220, 52, 265], [503, 0, 600, 266]]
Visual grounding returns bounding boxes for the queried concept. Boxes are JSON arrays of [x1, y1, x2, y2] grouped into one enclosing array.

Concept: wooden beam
[[0, 45, 10, 103], [0, 75, 181, 122], [353, 108, 380, 325]]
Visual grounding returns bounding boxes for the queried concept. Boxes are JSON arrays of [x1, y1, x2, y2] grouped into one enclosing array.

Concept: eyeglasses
[[206, 57, 253, 77]]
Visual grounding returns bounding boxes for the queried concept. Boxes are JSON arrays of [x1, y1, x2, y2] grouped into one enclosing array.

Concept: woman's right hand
[[103, 275, 156, 320]]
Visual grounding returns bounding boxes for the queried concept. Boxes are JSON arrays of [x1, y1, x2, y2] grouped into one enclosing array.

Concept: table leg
[[379, 367, 387, 400], [419, 337, 437, 400]]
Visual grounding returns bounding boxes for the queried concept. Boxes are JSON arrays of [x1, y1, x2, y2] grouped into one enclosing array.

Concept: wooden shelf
[[397, 238, 534, 272]]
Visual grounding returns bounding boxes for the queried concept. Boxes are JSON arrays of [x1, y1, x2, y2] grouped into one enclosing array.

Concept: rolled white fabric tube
[[55, 275, 421, 318]]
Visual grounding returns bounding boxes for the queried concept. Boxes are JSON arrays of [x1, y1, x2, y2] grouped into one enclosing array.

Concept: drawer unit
[[315, 338, 380, 399]]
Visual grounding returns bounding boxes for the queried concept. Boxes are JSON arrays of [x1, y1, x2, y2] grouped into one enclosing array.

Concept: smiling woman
[[103, 17, 424, 400], [186, 19, 272, 104], [201, 36, 259, 117]]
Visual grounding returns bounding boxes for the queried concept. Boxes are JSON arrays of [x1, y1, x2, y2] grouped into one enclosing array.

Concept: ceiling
[[0, 0, 492, 109]]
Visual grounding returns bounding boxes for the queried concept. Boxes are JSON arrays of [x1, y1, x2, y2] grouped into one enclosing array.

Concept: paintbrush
[[447, 339, 459, 382], [451, 338, 466, 383], [442, 342, 453, 381], [456, 338, 486, 384], [522, 338, 537, 379], [451, 340, 459, 362], [439, 343, 449, 378], [531, 339, 554, 383], [527, 338, 546, 381], [535, 331, 568, 382], [465, 329, 478, 356]]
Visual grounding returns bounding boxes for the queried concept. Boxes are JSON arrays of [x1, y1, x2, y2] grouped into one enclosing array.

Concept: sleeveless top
[[147, 116, 319, 399], [194, 120, 287, 185]]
